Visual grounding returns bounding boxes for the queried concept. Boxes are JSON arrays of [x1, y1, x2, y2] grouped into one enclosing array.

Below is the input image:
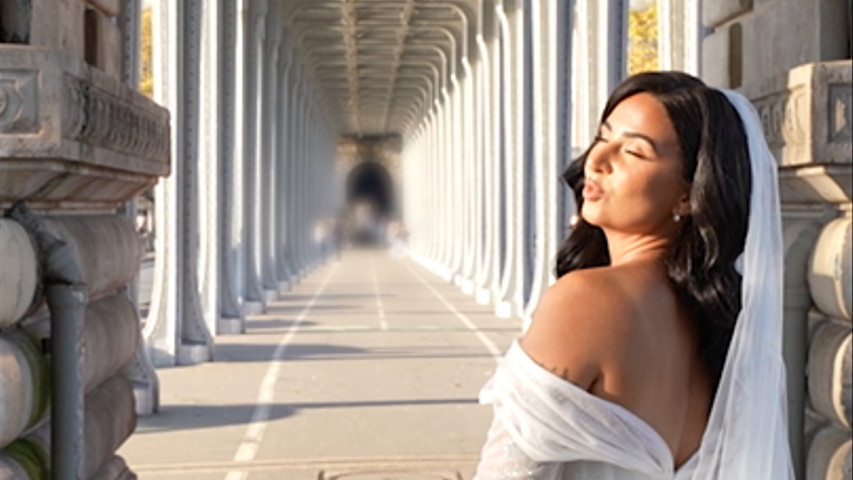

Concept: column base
[[495, 301, 512, 319], [218, 317, 244, 334], [242, 300, 264, 316], [177, 342, 211, 365], [277, 280, 291, 295], [263, 289, 279, 303], [461, 279, 474, 294], [475, 288, 491, 305], [132, 381, 159, 415]]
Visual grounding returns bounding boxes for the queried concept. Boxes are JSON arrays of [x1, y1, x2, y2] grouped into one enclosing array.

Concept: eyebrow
[[601, 121, 661, 155]]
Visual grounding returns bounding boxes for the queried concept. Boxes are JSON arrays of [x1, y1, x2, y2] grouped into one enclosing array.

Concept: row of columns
[[142, 0, 337, 380], [404, 0, 699, 327]]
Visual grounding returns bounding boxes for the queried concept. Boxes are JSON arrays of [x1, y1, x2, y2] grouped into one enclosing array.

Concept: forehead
[[605, 93, 679, 146]]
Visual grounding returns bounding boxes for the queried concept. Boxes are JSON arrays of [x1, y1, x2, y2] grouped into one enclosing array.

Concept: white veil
[[689, 90, 795, 479]]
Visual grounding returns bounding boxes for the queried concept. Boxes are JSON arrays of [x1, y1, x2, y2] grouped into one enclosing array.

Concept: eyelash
[[592, 136, 647, 159]]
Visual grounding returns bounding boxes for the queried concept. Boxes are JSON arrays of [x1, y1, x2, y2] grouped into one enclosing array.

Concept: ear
[[675, 190, 691, 217]]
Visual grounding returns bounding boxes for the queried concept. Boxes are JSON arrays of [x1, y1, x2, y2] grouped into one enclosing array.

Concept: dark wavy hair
[[555, 71, 751, 386]]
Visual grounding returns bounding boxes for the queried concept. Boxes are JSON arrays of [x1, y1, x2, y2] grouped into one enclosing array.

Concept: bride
[[474, 71, 794, 480]]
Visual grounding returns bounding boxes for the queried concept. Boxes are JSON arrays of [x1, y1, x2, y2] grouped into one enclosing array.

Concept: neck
[[601, 229, 672, 266]]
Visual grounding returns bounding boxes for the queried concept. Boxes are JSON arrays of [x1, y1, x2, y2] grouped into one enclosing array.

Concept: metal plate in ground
[[319, 470, 463, 480]]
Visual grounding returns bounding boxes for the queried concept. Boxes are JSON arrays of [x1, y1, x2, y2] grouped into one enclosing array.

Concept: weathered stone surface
[[0, 45, 170, 212], [807, 425, 852, 480], [703, 0, 752, 28], [0, 330, 48, 449], [82, 0, 121, 17], [30, 0, 86, 59], [700, 25, 735, 89], [90, 454, 136, 480], [82, 295, 141, 394], [740, 62, 852, 186], [84, 375, 136, 478], [41, 215, 142, 304], [92, 7, 123, 78], [808, 320, 852, 428], [809, 217, 852, 320], [0, 219, 39, 330]]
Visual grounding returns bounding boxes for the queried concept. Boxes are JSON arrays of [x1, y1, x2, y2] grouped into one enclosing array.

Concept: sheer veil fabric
[[474, 90, 795, 479]]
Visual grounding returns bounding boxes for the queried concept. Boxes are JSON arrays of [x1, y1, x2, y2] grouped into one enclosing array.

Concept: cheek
[[619, 168, 683, 210]]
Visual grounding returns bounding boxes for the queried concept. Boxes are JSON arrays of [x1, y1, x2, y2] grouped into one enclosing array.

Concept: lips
[[582, 178, 604, 200]]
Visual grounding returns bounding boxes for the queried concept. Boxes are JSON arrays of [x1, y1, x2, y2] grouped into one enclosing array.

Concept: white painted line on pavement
[[370, 259, 389, 331], [400, 260, 503, 363], [224, 264, 339, 480]]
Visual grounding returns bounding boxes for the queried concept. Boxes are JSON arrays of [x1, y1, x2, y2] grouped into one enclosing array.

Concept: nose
[[585, 144, 612, 175]]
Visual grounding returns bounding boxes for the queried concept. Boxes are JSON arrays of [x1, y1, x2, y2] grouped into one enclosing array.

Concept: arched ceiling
[[280, 0, 488, 139]]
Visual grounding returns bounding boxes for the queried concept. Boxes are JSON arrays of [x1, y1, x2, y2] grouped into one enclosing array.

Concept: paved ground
[[119, 248, 521, 479]]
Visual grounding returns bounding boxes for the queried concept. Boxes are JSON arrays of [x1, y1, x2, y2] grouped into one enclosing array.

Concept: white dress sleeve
[[472, 341, 675, 480], [473, 403, 563, 480]]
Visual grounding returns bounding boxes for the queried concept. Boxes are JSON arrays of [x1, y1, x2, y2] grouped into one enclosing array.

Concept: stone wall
[[702, 2, 852, 477], [0, 1, 169, 478]]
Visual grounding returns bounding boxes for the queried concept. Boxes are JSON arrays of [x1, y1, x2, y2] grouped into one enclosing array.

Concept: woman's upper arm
[[520, 272, 629, 390]]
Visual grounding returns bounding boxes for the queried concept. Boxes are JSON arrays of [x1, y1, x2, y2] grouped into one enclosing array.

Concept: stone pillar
[[198, 0, 224, 337], [239, 0, 267, 314], [145, 0, 213, 366], [475, 30, 495, 305], [702, 1, 852, 476], [572, 0, 627, 147], [258, 4, 281, 302], [495, 0, 525, 318], [219, 0, 245, 333], [522, 0, 572, 329], [283, 73, 300, 284], [657, 0, 700, 74], [275, 45, 294, 292]]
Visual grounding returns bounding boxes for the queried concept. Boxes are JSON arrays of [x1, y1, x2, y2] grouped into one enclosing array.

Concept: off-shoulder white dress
[[474, 341, 699, 480]]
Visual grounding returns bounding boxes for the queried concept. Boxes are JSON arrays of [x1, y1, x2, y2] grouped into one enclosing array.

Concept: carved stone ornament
[[742, 61, 852, 204], [0, 46, 170, 212]]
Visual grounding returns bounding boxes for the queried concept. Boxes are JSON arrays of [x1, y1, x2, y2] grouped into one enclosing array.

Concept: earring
[[673, 212, 681, 223]]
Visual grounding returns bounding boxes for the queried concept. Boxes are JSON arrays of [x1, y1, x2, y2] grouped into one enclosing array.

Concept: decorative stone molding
[[741, 61, 852, 170], [0, 46, 170, 212]]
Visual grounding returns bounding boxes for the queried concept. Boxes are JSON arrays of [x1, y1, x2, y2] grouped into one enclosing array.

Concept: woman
[[474, 72, 794, 479]]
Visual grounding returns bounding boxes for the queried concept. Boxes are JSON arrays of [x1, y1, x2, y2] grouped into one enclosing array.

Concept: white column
[[522, 0, 572, 329], [219, 0, 245, 332], [198, 0, 223, 337], [658, 0, 701, 74], [495, 0, 525, 318], [275, 48, 294, 291], [258, 6, 281, 301], [240, 0, 266, 314], [474, 37, 492, 305], [145, 0, 213, 367]]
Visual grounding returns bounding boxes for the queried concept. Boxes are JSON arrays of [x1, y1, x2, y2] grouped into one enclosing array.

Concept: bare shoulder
[[520, 268, 637, 389]]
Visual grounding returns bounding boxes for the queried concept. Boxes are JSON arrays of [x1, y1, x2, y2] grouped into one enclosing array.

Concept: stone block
[[807, 320, 852, 427], [703, 0, 753, 28], [92, 8, 123, 77], [809, 217, 852, 320], [739, 61, 852, 179], [807, 425, 852, 480], [0, 220, 38, 330], [701, 24, 740, 89], [81, 0, 121, 17], [83, 375, 136, 478], [0, 45, 170, 212], [31, 0, 85, 60], [0, 330, 48, 449]]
